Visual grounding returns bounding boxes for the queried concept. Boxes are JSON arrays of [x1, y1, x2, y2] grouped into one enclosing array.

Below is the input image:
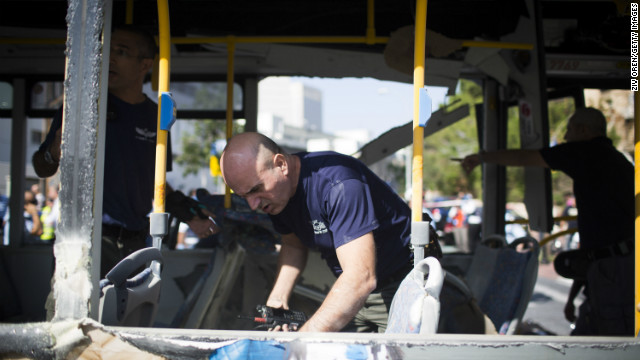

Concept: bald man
[[221, 132, 440, 332], [461, 107, 634, 335]]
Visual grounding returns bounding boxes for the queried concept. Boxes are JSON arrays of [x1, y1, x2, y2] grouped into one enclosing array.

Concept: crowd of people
[[2, 184, 59, 246]]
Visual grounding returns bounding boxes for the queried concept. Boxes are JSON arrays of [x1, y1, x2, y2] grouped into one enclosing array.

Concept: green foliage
[[174, 83, 244, 176], [421, 80, 579, 205], [422, 80, 482, 198], [547, 98, 576, 205]]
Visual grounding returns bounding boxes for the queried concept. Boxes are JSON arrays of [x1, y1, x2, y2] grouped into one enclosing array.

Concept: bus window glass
[[1, 115, 56, 247], [546, 97, 576, 205], [143, 82, 243, 111], [166, 118, 244, 195], [0, 82, 11, 109], [31, 82, 64, 110]]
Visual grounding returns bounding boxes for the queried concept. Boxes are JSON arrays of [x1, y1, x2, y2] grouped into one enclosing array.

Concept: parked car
[[425, 199, 531, 250]]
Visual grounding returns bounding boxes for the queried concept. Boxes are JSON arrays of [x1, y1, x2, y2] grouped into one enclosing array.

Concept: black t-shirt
[[270, 151, 412, 278], [540, 137, 633, 250], [40, 93, 172, 231]]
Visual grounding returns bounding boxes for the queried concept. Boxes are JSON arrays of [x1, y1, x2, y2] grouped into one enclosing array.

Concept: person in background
[[30, 184, 45, 211], [559, 192, 578, 250], [3, 190, 43, 245], [461, 107, 634, 336], [40, 185, 60, 243], [32, 25, 219, 277], [0, 192, 8, 240], [175, 189, 201, 250]]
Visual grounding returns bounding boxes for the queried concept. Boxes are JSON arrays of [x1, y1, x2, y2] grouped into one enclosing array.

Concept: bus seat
[[438, 269, 494, 334], [385, 257, 444, 335], [98, 247, 163, 327], [445, 235, 539, 334], [440, 234, 507, 277]]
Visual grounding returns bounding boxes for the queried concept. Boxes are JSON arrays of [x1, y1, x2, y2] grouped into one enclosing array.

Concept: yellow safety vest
[[40, 205, 55, 241]]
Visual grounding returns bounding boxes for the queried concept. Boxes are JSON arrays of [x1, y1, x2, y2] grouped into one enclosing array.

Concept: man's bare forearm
[[267, 241, 308, 308], [299, 269, 375, 332], [481, 149, 547, 167], [299, 234, 377, 332], [567, 279, 584, 303]]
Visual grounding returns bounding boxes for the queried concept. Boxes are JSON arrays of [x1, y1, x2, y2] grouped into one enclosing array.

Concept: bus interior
[[0, 0, 637, 359]]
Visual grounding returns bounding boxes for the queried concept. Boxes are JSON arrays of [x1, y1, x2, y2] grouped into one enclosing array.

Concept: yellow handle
[[411, 0, 428, 222], [153, 0, 171, 213]]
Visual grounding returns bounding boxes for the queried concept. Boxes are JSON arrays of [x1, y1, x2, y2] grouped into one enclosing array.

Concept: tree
[[174, 83, 244, 176], [421, 80, 581, 207], [422, 79, 483, 198]]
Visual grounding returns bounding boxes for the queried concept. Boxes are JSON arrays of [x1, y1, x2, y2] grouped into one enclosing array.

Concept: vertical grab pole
[[224, 38, 236, 209], [410, 0, 430, 267], [154, 0, 170, 214], [125, 0, 133, 24], [149, 0, 171, 274], [634, 90, 639, 337], [365, 0, 375, 45]]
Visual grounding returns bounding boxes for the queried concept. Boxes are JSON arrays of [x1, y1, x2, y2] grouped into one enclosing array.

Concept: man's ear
[[274, 153, 288, 174], [141, 57, 154, 75]]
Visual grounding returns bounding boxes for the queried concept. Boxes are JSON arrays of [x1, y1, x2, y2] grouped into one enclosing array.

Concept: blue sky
[[292, 77, 449, 138]]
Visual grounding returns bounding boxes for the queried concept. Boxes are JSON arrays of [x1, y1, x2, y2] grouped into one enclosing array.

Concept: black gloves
[[166, 190, 208, 223]]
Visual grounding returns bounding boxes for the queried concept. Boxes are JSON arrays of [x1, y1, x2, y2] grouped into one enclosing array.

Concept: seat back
[[437, 270, 489, 334], [99, 247, 163, 327], [466, 236, 539, 334], [385, 257, 444, 335]]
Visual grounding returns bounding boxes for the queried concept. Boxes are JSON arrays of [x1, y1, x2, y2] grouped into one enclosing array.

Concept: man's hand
[[186, 207, 220, 238], [264, 233, 308, 332], [268, 323, 296, 332], [461, 153, 482, 174], [564, 300, 576, 323], [266, 297, 288, 310], [33, 128, 63, 178], [564, 280, 583, 324]]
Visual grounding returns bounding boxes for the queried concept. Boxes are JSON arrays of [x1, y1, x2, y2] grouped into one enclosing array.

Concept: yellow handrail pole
[[153, 0, 170, 213], [224, 38, 236, 209], [0, 36, 534, 51], [0, 38, 66, 45], [538, 229, 577, 248], [366, 0, 376, 45], [172, 36, 389, 45], [634, 89, 640, 336], [125, 0, 134, 24], [411, 0, 427, 222], [462, 40, 533, 50]]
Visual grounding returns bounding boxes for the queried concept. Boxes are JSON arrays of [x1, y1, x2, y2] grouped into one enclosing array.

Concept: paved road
[[520, 262, 584, 336]]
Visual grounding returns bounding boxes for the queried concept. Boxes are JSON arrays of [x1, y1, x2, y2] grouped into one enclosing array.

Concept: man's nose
[[246, 195, 261, 211], [108, 49, 117, 63]]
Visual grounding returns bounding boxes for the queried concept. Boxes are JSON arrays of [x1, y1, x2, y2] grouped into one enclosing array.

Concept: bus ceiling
[[0, 0, 630, 92]]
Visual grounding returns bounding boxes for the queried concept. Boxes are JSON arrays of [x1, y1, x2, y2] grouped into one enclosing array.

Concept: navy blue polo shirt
[[40, 93, 171, 231], [540, 137, 634, 250], [270, 151, 412, 279]]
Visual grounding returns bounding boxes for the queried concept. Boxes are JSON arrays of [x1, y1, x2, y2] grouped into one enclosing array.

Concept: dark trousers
[[572, 254, 634, 336], [100, 224, 149, 278], [341, 277, 401, 333]]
